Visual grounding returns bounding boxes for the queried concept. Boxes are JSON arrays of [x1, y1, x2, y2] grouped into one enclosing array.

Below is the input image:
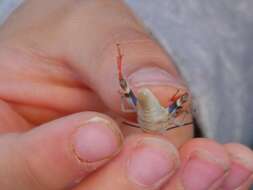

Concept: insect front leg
[[120, 95, 137, 113]]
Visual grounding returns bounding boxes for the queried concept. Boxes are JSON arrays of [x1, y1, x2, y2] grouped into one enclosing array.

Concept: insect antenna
[[116, 43, 124, 81], [116, 44, 137, 106], [165, 121, 193, 131]]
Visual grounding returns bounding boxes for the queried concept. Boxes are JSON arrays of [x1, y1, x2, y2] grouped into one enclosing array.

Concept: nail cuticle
[[230, 155, 253, 172], [126, 153, 175, 188], [221, 161, 253, 190], [70, 117, 122, 164], [188, 150, 230, 171], [208, 172, 229, 190], [137, 137, 180, 164], [127, 67, 186, 89], [84, 117, 124, 148], [181, 150, 228, 190], [127, 137, 179, 187], [234, 174, 253, 190]]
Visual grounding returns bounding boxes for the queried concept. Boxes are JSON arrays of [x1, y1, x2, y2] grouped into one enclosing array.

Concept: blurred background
[[1, 0, 253, 147]]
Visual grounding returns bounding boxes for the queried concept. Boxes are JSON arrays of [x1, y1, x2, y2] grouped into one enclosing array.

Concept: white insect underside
[[122, 88, 191, 132]]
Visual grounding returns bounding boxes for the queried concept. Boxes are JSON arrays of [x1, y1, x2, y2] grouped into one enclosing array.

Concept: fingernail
[[181, 151, 228, 190], [127, 137, 179, 187], [72, 117, 122, 162], [128, 67, 185, 88], [221, 162, 252, 190]]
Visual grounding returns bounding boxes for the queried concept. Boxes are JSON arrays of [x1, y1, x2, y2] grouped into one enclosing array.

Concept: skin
[[0, 0, 252, 189]]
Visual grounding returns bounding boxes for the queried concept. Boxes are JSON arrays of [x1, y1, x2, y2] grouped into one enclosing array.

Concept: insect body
[[116, 44, 192, 132], [137, 88, 172, 132]]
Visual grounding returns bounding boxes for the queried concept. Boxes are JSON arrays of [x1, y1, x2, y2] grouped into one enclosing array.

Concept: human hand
[[0, 0, 252, 189]]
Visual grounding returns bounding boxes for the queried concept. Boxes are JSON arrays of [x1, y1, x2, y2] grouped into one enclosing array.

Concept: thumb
[[86, 37, 187, 113], [53, 0, 193, 145], [57, 1, 192, 144], [1, 0, 193, 144], [79, 35, 193, 146], [60, 1, 186, 113], [22, 0, 187, 114], [0, 112, 123, 190]]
